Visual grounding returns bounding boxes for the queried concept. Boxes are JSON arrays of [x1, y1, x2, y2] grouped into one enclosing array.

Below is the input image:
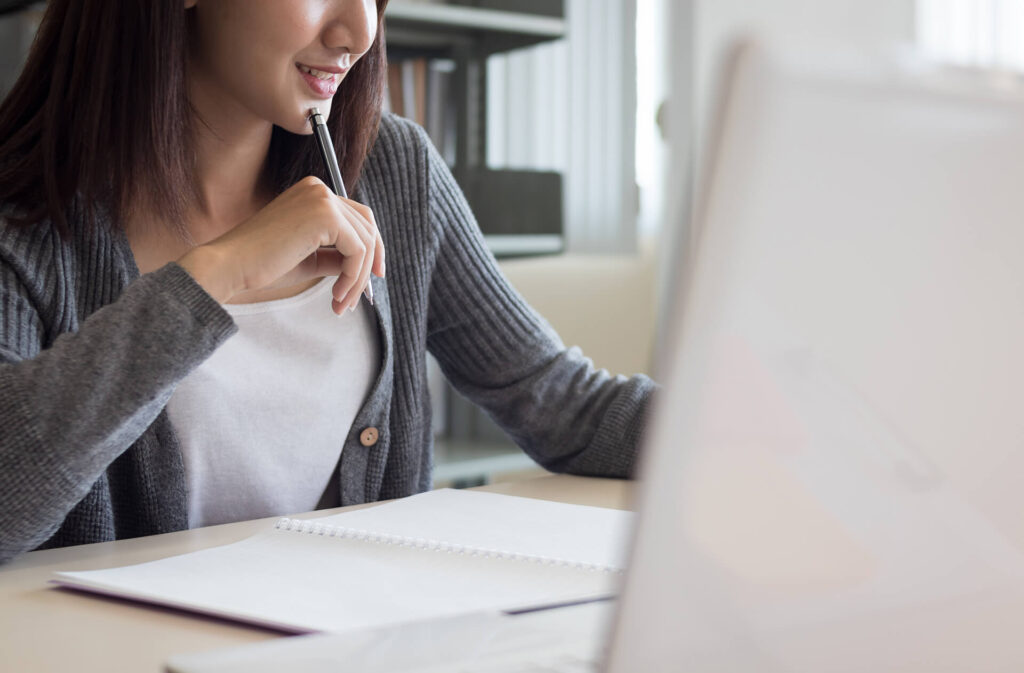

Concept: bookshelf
[[385, 0, 566, 259], [386, 2, 564, 52], [384, 2, 569, 483]]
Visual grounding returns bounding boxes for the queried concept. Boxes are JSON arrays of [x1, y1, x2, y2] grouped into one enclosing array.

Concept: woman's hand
[[178, 177, 385, 315]]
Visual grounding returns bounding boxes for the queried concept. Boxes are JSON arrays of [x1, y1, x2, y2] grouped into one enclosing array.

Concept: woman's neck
[[185, 67, 275, 244]]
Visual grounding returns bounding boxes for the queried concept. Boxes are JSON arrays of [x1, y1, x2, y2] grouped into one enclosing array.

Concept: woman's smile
[[297, 61, 349, 99]]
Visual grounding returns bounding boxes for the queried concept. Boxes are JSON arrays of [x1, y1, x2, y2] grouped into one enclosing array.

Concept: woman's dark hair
[[0, 0, 389, 239]]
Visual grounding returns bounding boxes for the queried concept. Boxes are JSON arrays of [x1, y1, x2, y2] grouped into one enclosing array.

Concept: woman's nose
[[322, 0, 376, 56]]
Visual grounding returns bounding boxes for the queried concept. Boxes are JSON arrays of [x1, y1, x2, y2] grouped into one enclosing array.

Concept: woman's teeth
[[299, 64, 338, 82]]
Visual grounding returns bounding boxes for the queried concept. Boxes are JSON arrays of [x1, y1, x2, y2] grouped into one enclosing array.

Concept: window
[[917, 0, 1024, 70]]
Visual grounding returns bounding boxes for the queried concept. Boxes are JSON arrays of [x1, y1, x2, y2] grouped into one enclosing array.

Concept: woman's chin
[[288, 122, 316, 136], [279, 102, 332, 135]]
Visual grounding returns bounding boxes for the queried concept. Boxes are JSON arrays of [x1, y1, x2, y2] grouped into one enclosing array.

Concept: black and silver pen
[[308, 107, 373, 306]]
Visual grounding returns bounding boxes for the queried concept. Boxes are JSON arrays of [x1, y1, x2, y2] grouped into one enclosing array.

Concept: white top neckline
[[223, 276, 335, 316]]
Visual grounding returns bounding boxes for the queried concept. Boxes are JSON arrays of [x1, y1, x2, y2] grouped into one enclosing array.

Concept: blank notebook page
[[53, 489, 634, 633]]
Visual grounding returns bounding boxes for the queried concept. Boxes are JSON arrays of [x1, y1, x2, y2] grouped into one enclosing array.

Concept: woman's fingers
[[327, 222, 367, 313], [345, 201, 385, 278], [313, 244, 370, 316], [304, 249, 354, 316], [336, 199, 382, 302], [309, 247, 346, 277], [330, 211, 371, 312], [373, 229, 386, 278], [349, 216, 375, 309], [298, 202, 378, 316], [186, 177, 386, 315]]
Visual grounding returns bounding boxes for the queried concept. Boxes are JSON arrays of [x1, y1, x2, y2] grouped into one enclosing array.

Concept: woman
[[0, 0, 655, 563]]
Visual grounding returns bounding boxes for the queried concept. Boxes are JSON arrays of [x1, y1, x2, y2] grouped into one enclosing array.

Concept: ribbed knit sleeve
[[415, 122, 657, 477], [0, 219, 237, 561]]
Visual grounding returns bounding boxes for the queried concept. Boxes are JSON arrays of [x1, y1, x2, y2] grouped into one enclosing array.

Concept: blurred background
[[0, 0, 1013, 486]]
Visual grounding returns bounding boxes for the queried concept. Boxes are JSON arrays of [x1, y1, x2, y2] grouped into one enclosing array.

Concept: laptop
[[168, 40, 1024, 672]]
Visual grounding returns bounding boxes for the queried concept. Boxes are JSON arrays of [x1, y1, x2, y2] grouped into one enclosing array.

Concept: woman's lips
[[297, 63, 344, 98]]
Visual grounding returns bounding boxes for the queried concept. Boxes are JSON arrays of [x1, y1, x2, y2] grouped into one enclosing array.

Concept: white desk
[[0, 475, 633, 673]]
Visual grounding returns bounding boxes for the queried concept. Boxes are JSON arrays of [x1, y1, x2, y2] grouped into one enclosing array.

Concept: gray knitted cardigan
[[0, 114, 655, 564]]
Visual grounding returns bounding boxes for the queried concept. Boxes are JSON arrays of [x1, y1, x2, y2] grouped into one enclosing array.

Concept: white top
[[166, 276, 380, 528]]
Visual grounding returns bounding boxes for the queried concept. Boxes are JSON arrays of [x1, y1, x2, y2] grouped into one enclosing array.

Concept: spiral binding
[[273, 517, 623, 574]]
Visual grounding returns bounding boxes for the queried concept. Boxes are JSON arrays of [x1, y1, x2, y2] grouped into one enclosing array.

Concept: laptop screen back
[[608, 42, 1024, 672]]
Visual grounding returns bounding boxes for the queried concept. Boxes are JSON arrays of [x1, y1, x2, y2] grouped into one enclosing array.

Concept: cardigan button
[[359, 427, 380, 447]]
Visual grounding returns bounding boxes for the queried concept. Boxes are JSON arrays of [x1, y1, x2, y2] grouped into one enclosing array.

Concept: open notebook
[[52, 489, 633, 633]]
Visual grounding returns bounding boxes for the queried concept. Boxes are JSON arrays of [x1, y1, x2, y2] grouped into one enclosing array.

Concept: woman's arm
[[419, 125, 657, 477], [0, 256, 236, 563], [0, 173, 387, 562]]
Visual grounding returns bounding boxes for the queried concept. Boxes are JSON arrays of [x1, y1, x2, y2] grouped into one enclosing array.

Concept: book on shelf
[[385, 56, 458, 167]]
